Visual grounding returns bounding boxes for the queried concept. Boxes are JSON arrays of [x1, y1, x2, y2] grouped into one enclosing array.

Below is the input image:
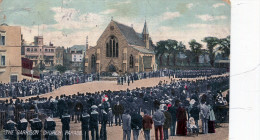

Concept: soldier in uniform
[[30, 113, 43, 140], [90, 105, 99, 140], [100, 109, 108, 140], [81, 109, 90, 140], [44, 112, 57, 140], [61, 110, 70, 140], [17, 113, 28, 140], [4, 118, 17, 140]]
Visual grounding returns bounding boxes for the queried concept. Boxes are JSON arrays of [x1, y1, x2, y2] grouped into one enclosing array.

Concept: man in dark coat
[[61, 111, 70, 140], [131, 109, 143, 140], [163, 106, 172, 140], [81, 110, 90, 140], [30, 113, 43, 140], [113, 101, 124, 126], [57, 96, 67, 119], [44, 113, 57, 140], [168, 101, 178, 136], [90, 105, 99, 140], [17, 113, 28, 140], [100, 109, 108, 140]]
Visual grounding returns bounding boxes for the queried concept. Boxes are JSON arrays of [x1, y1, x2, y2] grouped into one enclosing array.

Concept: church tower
[[142, 20, 149, 49]]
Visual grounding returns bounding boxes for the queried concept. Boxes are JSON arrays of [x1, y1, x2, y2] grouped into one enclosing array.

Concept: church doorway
[[108, 64, 117, 72]]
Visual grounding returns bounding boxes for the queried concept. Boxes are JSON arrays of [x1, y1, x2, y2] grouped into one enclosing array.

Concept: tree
[[155, 40, 168, 67], [184, 50, 192, 66], [202, 37, 219, 67], [219, 35, 230, 59], [55, 65, 67, 73], [189, 39, 202, 64], [167, 39, 186, 67]]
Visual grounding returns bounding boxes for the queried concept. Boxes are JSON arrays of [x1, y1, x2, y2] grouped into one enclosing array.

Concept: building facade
[[0, 24, 23, 83], [64, 45, 86, 72], [55, 46, 65, 66], [85, 20, 156, 74], [22, 36, 56, 69]]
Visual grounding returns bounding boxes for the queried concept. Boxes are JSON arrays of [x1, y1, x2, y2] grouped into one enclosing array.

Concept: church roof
[[113, 21, 154, 53], [132, 46, 155, 54], [114, 21, 145, 47]]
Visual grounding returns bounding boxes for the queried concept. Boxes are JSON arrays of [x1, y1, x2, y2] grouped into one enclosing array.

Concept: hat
[[160, 100, 165, 104], [91, 105, 98, 109], [189, 99, 195, 105]]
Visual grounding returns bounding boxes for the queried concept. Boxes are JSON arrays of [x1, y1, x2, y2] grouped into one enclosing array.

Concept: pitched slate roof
[[114, 21, 145, 47], [70, 45, 86, 51], [113, 21, 155, 53], [132, 46, 155, 54]]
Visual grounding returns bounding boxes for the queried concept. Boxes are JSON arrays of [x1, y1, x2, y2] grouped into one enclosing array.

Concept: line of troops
[[117, 68, 228, 86], [0, 74, 229, 140]]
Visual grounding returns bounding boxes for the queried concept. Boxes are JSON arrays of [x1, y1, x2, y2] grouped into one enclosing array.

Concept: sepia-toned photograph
[[0, 0, 231, 140]]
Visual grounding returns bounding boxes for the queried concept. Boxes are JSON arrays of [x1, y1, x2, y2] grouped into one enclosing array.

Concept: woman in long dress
[[176, 104, 187, 136]]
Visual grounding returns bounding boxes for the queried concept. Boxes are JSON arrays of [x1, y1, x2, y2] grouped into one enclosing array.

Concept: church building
[[85, 20, 157, 74]]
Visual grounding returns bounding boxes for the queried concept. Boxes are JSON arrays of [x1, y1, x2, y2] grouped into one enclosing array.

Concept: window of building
[[31, 48, 33, 52], [27, 48, 30, 52], [1, 55, 5, 66], [106, 36, 118, 57], [91, 54, 96, 69], [130, 54, 134, 68], [45, 49, 47, 52], [34, 48, 37, 52], [0, 32, 6, 46], [10, 75, 17, 83]]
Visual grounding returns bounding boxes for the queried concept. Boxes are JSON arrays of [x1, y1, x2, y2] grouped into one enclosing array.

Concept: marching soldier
[[30, 113, 43, 140], [81, 110, 90, 140], [4, 118, 17, 140], [61, 110, 70, 140], [17, 113, 28, 140], [44, 113, 57, 140]]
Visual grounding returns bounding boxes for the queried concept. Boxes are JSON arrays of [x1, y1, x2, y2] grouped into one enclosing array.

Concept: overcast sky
[[0, 0, 230, 48]]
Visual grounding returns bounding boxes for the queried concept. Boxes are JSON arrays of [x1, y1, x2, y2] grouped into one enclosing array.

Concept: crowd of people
[[0, 68, 227, 98], [0, 73, 229, 140], [0, 73, 97, 98]]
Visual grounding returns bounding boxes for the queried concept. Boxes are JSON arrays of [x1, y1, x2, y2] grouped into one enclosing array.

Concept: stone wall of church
[[85, 21, 156, 74], [85, 21, 141, 74]]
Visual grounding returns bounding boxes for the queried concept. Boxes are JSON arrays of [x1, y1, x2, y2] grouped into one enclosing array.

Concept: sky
[[0, 0, 230, 48]]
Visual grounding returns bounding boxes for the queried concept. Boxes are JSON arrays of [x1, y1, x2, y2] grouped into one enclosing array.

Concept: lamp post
[[31, 69, 34, 81]]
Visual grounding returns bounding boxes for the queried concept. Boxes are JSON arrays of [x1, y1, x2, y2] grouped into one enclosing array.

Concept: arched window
[[91, 54, 96, 69], [130, 54, 134, 68], [106, 36, 118, 57]]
